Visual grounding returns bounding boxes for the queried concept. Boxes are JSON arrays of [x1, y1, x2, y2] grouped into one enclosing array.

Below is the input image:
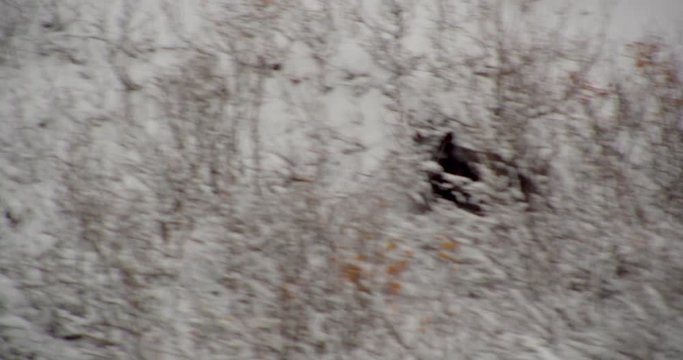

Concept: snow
[[420, 160, 442, 173], [1, 0, 683, 359]]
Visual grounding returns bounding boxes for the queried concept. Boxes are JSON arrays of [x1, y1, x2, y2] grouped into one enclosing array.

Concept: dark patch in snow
[[4, 209, 20, 228], [428, 132, 484, 215], [434, 132, 480, 182], [423, 131, 544, 214], [62, 334, 84, 341]]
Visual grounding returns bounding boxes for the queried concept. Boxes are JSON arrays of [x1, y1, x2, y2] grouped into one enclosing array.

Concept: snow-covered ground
[[1, 0, 682, 359]]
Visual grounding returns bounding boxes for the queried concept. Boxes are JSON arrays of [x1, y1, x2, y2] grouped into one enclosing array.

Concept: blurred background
[[1, 1, 681, 359]]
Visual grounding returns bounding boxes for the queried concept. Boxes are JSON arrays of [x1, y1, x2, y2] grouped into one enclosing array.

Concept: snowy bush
[[0, 0, 681, 359]]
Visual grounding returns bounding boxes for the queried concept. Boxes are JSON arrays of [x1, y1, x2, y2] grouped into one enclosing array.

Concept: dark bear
[[434, 132, 480, 181], [429, 132, 483, 215]]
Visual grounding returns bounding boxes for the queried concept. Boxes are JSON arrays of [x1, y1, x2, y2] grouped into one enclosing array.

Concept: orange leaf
[[386, 281, 402, 295], [440, 241, 459, 251], [343, 264, 363, 285], [386, 259, 409, 276], [438, 251, 453, 261]]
